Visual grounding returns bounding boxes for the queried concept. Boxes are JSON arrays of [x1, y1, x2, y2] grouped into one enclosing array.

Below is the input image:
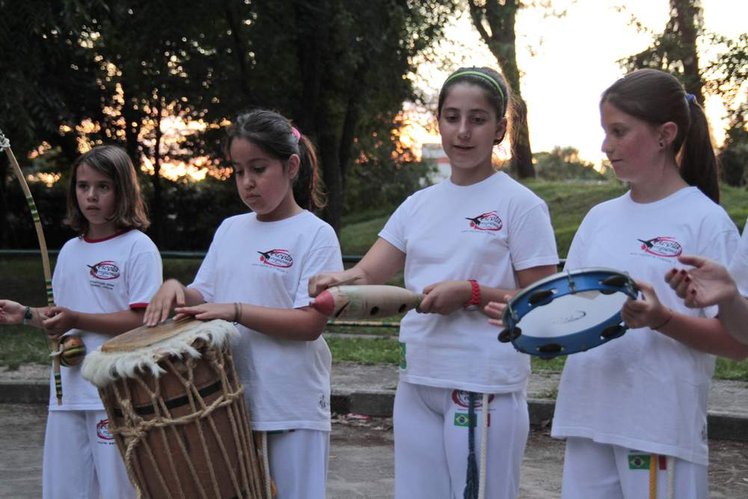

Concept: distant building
[[421, 143, 450, 182]]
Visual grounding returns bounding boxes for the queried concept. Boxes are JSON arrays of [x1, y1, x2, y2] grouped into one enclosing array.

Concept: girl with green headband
[[310, 66, 559, 498]]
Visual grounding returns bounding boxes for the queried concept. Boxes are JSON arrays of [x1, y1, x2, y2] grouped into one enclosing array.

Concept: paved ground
[[3, 405, 748, 498], [2, 362, 748, 497]]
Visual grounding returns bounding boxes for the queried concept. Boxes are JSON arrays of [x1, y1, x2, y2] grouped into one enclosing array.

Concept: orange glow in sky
[[409, 0, 746, 168]]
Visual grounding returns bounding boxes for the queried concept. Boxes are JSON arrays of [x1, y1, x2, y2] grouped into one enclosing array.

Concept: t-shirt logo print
[[87, 261, 120, 280], [257, 249, 294, 268], [637, 237, 683, 258], [465, 211, 503, 231]]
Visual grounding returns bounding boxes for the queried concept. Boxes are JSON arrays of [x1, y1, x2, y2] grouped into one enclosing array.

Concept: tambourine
[[498, 268, 638, 359]]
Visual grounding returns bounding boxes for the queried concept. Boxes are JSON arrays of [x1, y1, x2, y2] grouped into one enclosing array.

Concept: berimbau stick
[[310, 285, 424, 320], [0, 129, 63, 404]]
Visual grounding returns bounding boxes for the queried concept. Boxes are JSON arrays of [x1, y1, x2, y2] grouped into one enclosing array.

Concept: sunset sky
[[409, 0, 746, 168]]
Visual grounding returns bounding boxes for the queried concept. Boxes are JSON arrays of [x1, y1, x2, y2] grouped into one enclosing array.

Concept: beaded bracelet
[[464, 280, 481, 309]]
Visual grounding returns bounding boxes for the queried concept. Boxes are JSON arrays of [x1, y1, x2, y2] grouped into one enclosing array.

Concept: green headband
[[444, 70, 506, 114]]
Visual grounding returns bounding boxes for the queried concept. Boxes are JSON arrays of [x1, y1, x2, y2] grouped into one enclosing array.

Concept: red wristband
[[464, 279, 481, 309]]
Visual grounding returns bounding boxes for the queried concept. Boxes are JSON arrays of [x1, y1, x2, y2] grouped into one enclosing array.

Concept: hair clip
[[685, 93, 696, 104], [291, 127, 301, 142]]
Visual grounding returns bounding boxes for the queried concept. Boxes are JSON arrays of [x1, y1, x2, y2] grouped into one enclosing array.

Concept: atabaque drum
[[82, 318, 272, 498]]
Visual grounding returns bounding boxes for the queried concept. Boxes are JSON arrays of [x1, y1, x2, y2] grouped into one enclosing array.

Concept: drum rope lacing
[[104, 344, 269, 498]]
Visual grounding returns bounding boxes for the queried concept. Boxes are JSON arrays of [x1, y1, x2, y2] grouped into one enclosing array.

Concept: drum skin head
[[102, 318, 203, 352]]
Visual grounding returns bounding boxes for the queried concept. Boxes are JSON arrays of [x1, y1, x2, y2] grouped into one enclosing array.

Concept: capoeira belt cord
[[0, 129, 62, 404], [464, 391, 479, 499], [464, 392, 489, 499], [649, 453, 675, 499]]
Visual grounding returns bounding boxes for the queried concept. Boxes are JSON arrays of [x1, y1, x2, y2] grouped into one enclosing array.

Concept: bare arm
[[174, 302, 329, 341], [419, 264, 558, 315], [665, 255, 748, 345], [308, 238, 406, 297], [43, 307, 146, 339], [623, 279, 748, 361], [0, 300, 48, 329]]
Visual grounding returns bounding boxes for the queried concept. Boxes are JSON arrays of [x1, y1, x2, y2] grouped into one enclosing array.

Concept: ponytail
[[679, 97, 720, 203]]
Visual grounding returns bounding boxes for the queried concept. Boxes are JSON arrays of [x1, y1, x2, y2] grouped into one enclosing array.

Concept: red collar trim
[[83, 228, 131, 243]]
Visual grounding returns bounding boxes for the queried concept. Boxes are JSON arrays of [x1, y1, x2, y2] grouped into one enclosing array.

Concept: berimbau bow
[[0, 129, 63, 404]]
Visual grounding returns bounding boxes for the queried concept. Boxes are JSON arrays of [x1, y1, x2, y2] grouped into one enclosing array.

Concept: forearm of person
[[25, 307, 49, 329], [352, 239, 406, 285], [472, 264, 558, 314], [73, 309, 146, 336], [717, 295, 748, 346], [236, 304, 328, 341], [657, 313, 748, 361]]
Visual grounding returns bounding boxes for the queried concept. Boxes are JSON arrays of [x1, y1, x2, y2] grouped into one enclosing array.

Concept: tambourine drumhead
[[510, 288, 628, 339], [501, 267, 638, 358]]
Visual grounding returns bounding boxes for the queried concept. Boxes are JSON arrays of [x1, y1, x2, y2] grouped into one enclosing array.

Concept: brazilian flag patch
[[399, 342, 406, 369], [627, 453, 651, 470], [454, 412, 476, 428]]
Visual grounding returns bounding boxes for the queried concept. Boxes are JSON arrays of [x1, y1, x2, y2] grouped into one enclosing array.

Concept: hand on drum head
[[621, 279, 671, 330], [665, 255, 738, 309], [144, 279, 188, 326], [174, 303, 236, 323]]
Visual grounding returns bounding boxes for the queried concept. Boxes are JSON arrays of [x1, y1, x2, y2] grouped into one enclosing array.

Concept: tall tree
[[467, 0, 536, 178], [235, 0, 458, 230], [619, 1, 747, 186], [620, 0, 705, 104]]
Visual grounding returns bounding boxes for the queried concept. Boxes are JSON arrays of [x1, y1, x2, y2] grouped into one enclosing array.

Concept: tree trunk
[[671, 0, 704, 105], [150, 97, 164, 247], [468, 0, 535, 178]]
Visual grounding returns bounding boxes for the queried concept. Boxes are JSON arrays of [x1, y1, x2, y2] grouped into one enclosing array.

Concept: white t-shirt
[[189, 210, 343, 432], [551, 187, 739, 465], [49, 229, 163, 410], [728, 219, 748, 296], [379, 172, 559, 393]]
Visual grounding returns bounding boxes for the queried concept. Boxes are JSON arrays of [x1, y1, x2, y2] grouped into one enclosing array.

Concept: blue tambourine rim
[[501, 267, 638, 358]]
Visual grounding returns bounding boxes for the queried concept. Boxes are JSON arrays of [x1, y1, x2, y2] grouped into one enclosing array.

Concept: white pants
[[267, 429, 329, 499], [393, 381, 529, 499], [43, 410, 135, 499], [561, 437, 708, 499]]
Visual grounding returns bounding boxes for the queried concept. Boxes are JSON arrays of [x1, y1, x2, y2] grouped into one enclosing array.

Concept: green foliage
[[0, 326, 50, 369], [715, 357, 748, 381], [533, 147, 606, 182], [719, 124, 748, 188], [326, 336, 400, 365]]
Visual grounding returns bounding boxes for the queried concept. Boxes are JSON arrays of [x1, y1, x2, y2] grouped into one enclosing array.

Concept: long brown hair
[[601, 68, 719, 203]]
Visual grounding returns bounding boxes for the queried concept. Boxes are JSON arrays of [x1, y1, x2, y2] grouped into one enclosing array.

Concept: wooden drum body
[[82, 318, 270, 499]]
